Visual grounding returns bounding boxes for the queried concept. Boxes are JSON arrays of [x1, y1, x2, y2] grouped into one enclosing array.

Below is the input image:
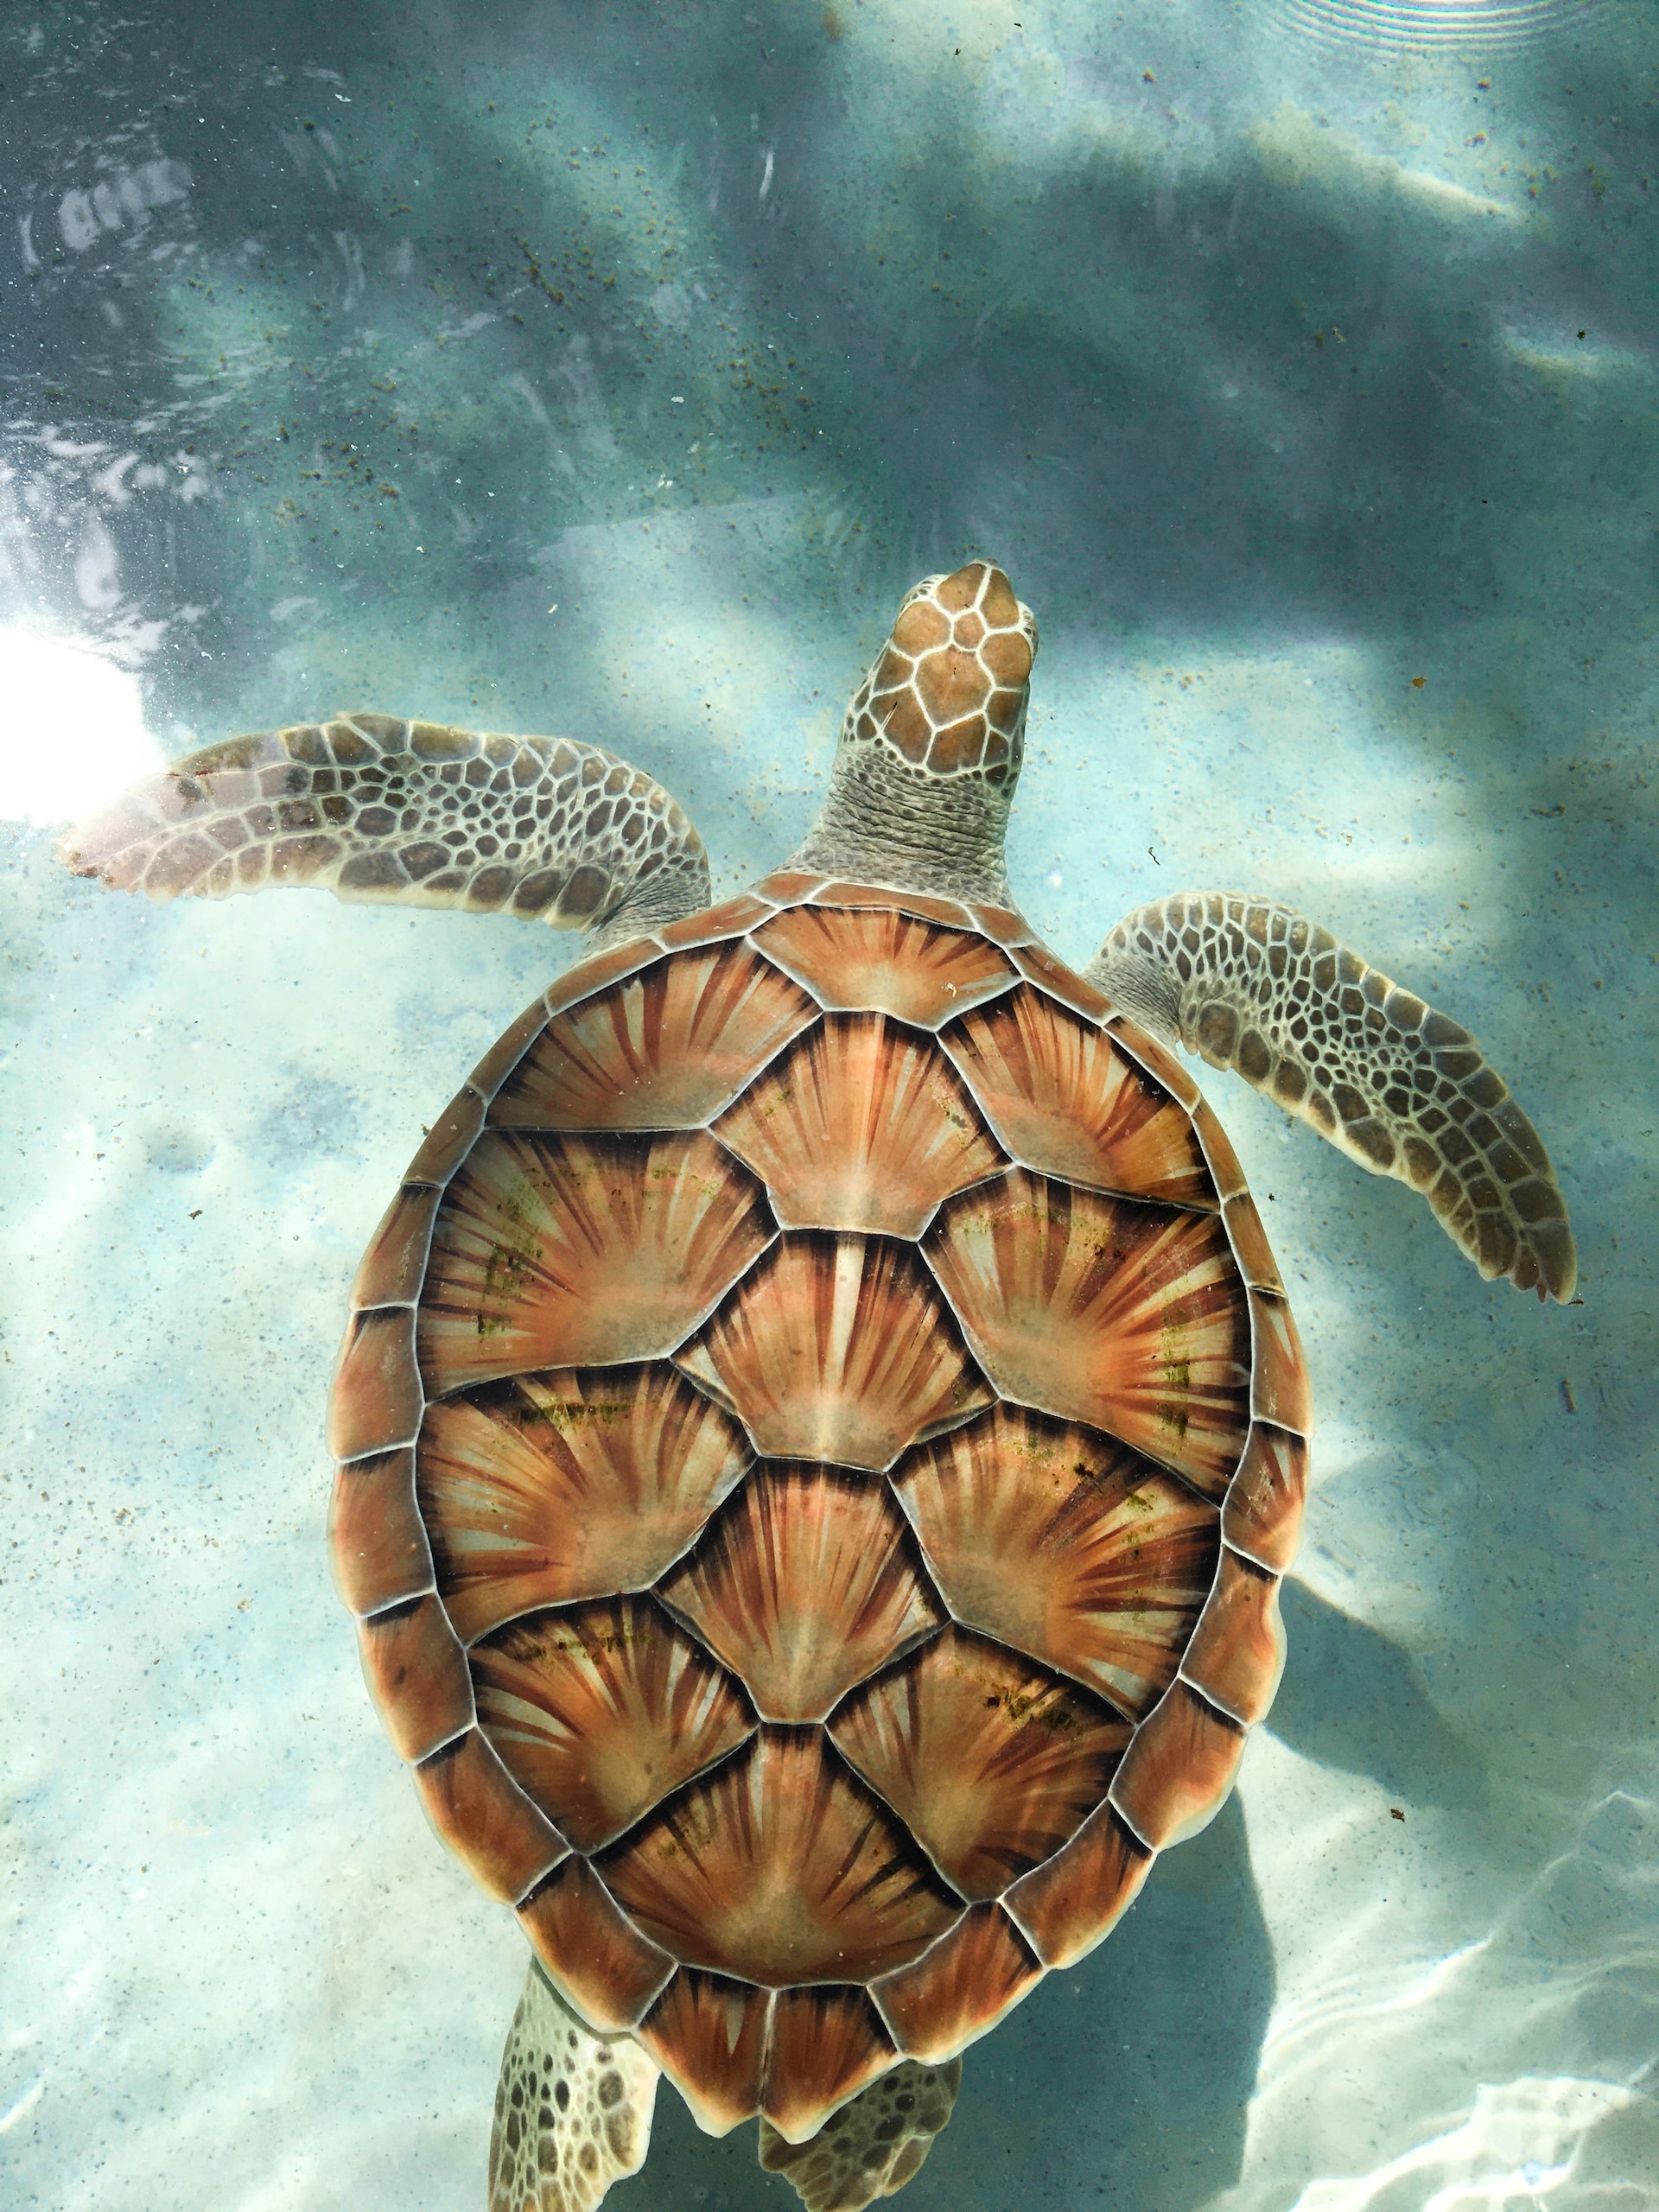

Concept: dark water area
[[3, 4, 1655, 2208]]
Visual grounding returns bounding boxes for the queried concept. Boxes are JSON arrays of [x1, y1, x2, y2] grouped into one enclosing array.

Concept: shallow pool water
[[3, 5, 1655, 2209]]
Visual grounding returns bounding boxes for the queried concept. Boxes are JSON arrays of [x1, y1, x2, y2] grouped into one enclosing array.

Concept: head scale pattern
[[842, 562, 1039, 790]]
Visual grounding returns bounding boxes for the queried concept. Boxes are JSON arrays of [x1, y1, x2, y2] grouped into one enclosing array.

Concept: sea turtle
[[61, 560, 1574, 2212]]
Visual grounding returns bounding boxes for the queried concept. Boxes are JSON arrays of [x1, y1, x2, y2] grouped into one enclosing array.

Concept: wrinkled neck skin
[[787, 741, 1016, 907]]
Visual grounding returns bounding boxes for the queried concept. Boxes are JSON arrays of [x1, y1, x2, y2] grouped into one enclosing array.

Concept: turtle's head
[[792, 561, 1039, 904]]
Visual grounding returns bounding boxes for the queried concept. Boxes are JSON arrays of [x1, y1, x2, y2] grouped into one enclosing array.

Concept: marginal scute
[[492, 943, 816, 1133], [829, 1627, 1130, 1897], [1002, 1802, 1154, 1970], [656, 892, 778, 951], [349, 1184, 442, 1310], [1249, 1290, 1313, 1437], [542, 935, 664, 1022], [600, 1730, 961, 1986], [417, 1365, 751, 1642], [471, 1596, 755, 1851], [1219, 1421, 1308, 1573], [357, 1593, 476, 1764], [1222, 1192, 1283, 1294], [1191, 1098, 1250, 1200], [750, 901, 1017, 1028], [762, 1987, 899, 2145], [658, 1467, 944, 1723], [1006, 941, 1111, 1024], [638, 1970, 772, 2135], [925, 1169, 1251, 1493], [871, 1905, 1042, 2063], [1179, 1548, 1286, 1727], [810, 880, 976, 931], [328, 1305, 423, 1463], [329, 1446, 435, 1618], [465, 995, 554, 1103], [518, 1855, 676, 2032], [417, 1129, 775, 1395], [963, 902, 1036, 948], [890, 1404, 1220, 1718], [750, 867, 828, 906], [404, 1084, 486, 1186], [942, 988, 1217, 1209], [673, 1234, 992, 1472], [412, 1726, 568, 1904], [1109, 1681, 1246, 1849], [1105, 1015, 1203, 1109], [713, 1014, 1007, 1238]]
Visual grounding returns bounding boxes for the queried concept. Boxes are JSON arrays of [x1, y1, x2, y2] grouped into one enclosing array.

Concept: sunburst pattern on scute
[[600, 1730, 962, 1986], [418, 1367, 750, 1643], [942, 987, 1217, 1208], [925, 1168, 1252, 1491], [713, 1014, 1006, 1236], [337, 880, 1306, 2145], [472, 1597, 755, 1851], [830, 1628, 1130, 1899], [491, 943, 815, 1132], [752, 902, 1017, 1028], [419, 1129, 774, 1393], [890, 1405, 1219, 1718], [658, 1468, 944, 1723], [639, 1969, 773, 2135], [673, 1234, 993, 1470]]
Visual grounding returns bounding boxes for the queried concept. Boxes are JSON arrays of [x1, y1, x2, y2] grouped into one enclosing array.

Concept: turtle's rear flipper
[[759, 2059, 962, 2212], [57, 713, 710, 944], [489, 1963, 659, 2212], [1087, 893, 1575, 1302]]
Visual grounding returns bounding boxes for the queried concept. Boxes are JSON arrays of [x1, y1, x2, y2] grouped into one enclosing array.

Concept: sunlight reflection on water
[[0, 628, 163, 823]]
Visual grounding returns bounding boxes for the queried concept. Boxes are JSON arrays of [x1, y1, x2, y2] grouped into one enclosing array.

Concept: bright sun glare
[[0, 626, 166, 824]]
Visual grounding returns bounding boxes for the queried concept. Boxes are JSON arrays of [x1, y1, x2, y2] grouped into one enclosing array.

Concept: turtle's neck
[[786, 741, 1015, 907]]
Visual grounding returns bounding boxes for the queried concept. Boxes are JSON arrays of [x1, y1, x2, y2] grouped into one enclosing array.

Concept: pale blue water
[[2, 5, 1655, 2209]]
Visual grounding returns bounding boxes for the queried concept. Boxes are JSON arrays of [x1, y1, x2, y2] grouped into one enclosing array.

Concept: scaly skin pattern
[[1087, 893, 1575, 1301], [57, 714, 711, 942], [791, 561, 1038, 905], [489, 1965, 658, 2212], [758, 2056, 963, 2211]]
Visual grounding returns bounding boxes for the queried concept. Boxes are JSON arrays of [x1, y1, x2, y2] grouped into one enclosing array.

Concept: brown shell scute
[[924, 1170, 1251, 1491], [600, 1730, 962, 1986], [491, 944, 814, 1132], [829, 1628, 1130, 1900], [329, 895, 1307, 2143], [658, 1468, 944, 1723], [472, 1596, 755, 1850], [418, 1128, 774, 1391], [417, 1365, 751, 1641], [889, 1405, 1219, 1719], [942, 988, 1217, 1210], [672, 1235, 994, 1471], [713, 1014, 1006, 1237], [753, 903, 1016, 1027]]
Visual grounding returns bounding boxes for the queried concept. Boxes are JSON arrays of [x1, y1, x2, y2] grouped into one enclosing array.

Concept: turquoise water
[[3, 3, 1655, 2207]]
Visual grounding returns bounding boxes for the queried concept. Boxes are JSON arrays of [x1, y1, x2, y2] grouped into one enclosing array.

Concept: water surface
[[3, 4, 1655, 2207]]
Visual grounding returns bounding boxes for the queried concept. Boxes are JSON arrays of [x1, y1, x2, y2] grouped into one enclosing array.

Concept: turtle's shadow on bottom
[[636, 1796, 1272, 2212]]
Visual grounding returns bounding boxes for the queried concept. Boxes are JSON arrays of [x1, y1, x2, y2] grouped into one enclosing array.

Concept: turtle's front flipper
[[1087, 893, 1576, 1301], [57, 714, 710, 944], [489, 1963, 659, 2212], [758, 2059, 962, 2212]]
